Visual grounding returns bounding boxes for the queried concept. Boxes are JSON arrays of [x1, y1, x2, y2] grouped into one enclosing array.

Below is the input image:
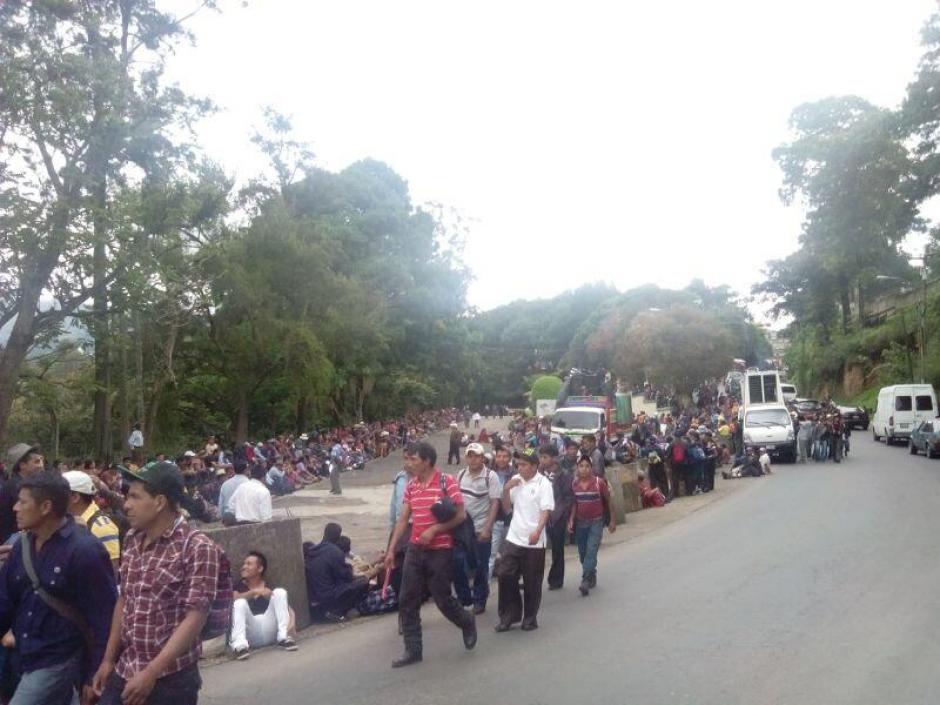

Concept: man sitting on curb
[[304, 523, 369, 622], [230, 551, 297, 660]]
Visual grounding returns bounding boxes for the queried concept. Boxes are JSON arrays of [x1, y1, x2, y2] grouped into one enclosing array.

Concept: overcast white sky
[[164, 0, 938, 313]]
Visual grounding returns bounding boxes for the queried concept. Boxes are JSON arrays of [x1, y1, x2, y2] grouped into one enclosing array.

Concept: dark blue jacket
[[305, 541, 354, 603], [0, 516, 117, 681]]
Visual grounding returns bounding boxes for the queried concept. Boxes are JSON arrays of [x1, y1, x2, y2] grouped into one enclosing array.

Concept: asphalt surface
[[201, 435, 940, 705]]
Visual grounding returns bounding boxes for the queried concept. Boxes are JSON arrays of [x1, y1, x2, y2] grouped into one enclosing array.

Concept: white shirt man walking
[[495, 448, 554, 633]]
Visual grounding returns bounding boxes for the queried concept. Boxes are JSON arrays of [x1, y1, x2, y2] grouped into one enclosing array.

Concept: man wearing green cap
[[93, 461, 224, 705]]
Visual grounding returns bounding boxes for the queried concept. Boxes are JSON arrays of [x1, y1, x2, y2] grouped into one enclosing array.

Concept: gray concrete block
[[204, 518, 311, 629]]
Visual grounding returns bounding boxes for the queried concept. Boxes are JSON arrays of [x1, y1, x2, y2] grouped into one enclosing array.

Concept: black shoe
[[473, 604, 486, 615], [463, 616, 477, 650], [520, 620, 538, 631], [547, 584, 562, 591], [391, 652, 422, 668], [494, 621, 513, 633], [579, 579, 589, 596], [277, 637, 298, 651], [587, 574, 597, 589], [323, 611, 346, 623]]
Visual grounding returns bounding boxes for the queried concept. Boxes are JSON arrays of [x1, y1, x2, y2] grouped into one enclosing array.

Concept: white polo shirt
[[506, 472, 555, 549], [229, 478, 273, 523]]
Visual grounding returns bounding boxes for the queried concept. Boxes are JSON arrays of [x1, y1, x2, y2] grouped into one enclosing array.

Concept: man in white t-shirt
[[495, 447, 554, 633]]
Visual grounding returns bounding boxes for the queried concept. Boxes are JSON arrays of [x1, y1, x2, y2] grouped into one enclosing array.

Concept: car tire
[[873, 428, 880, 442], [910, 439, 918, 455], [928, 445, 936, 460]]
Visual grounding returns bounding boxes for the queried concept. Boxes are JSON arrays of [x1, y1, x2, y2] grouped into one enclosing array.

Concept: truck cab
[[550, 406, 606, 444]]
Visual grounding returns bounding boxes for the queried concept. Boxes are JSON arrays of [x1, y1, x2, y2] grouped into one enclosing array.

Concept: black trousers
[[546, 521, 567, 588], [323, 577, 370, 616], [100, 665, 200, 705], [447, 444, 460, 464], [649, 464, 668, 496], [399, 544, 472, 655], [496, 542, 546, 626]]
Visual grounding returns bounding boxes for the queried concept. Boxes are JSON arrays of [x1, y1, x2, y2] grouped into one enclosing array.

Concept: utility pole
[[920, 264, 927, 384]]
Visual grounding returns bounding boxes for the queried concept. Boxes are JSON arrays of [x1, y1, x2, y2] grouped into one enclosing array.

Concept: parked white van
[[872, 384, 938, 444], [781, 383, 798, 403]]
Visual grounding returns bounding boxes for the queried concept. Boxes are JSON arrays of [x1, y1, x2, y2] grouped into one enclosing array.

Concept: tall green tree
[[772, 96, 922, 333], [0, 0, 215, 450]]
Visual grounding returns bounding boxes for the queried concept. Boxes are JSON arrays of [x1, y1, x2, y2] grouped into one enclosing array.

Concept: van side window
[[762, 375, 778, 403], [916, 395, 934, 411], [896, 396, 913, 411]]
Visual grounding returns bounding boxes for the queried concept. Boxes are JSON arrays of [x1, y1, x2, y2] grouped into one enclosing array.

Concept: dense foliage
[[756, 10, 940, 398]]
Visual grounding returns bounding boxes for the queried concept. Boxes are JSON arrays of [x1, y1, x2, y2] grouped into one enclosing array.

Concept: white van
[[872, 384, 938, 444], [781, 383, 797, 403], [742, 404, 796, 461]]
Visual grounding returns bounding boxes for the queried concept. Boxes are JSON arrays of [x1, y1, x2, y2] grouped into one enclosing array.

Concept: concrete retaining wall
[[608, 460, 644, 519], [204, 518, 311, 629]]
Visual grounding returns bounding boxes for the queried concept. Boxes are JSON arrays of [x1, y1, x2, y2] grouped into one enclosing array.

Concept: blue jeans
[[575, 518, 604, 580], [453, 537, 492, 608], [10, 654, 81, 705]]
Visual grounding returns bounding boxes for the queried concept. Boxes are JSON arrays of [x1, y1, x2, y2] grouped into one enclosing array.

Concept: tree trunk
[[0, 192, 73, 442], [295, 395, 307, 435], [119, 330, 131, 452], [840, 286, 852, 334], [49, 408, 59, 460], [92, 219, 112, 462], [144, 310, 180, 443], [135, 312, 145, 425], [235, 389, 249, 443], [856, 282, 866, 327]]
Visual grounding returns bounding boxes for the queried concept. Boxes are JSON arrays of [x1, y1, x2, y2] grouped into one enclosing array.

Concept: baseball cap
[[183, 450, 196, 458], [120, 460, 185, 503], [466, 442, 485, 456], [450, 422, 458, 428], [5, 443, 38, 470], [514, 448, 539, 466], [62, 470, 96, 496]]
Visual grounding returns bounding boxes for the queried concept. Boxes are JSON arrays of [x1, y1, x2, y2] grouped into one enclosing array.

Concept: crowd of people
[[0, 383, 835, 700]]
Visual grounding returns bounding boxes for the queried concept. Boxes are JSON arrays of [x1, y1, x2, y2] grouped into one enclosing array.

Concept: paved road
[[202, 435, 940, 705]]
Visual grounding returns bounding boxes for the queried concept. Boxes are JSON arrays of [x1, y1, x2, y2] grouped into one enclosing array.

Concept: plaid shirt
[[116, 516, 220, 679]]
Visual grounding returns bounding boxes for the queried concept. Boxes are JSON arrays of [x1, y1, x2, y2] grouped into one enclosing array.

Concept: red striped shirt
[[404, 469, 463, 550]]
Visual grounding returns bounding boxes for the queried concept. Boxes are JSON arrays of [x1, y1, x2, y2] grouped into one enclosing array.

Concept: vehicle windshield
[[745, 409, 792, 428], [552, 410, 601, 430]]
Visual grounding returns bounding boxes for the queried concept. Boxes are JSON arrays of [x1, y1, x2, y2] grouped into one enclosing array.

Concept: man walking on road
[[580, 434, 606, 479], [93, 461, 225, 705], [488, 446, 514, 579], [447, 423, 461, 465], [454, 443, 500, 614], [495, 448, 554, 633], [0, 472, 117, 705], [384, 442, 477, 668], [539, 444, 573, 591]]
